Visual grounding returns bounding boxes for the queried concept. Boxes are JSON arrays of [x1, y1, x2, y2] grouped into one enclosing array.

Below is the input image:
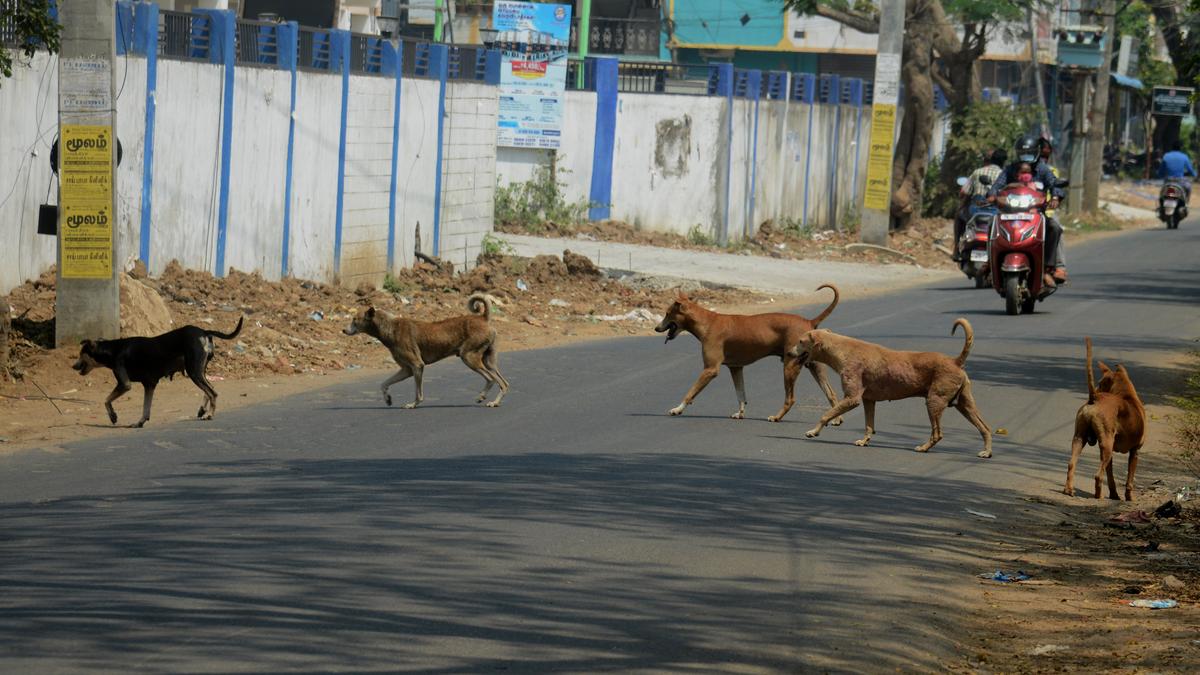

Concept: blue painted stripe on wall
[[203, 9, 237, 278], [114, 1, 133, 55], [279, 22, 299, 277], [587, 57, 618, 221], [332, 31, 351, 277], [135, 2, 158, 266], [430, 44, 449, 256], [385, 42, 402, 272], [721, 65, 733, 244], [748, 96, 760, 237]]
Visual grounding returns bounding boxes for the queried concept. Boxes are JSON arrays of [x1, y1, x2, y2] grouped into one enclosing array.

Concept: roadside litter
[[1028, 644, 1067, 656], [309, 311, 324, 321], [516, 278, 529, 292], [965, 509, 997, 519], [1127, 599, 1177, 609], [1155, 500, 1182, 519], [981, 570, 1030, 583], [1110, 510, 1153, 524], [595, 308, 659, 322]]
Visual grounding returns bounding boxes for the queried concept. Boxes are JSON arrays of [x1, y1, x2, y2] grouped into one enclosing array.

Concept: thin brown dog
[[344, 293, 510, 408], [653, 285, 843, 422], [789, 318, 993, 458], [1064, 338, 1146, 500]]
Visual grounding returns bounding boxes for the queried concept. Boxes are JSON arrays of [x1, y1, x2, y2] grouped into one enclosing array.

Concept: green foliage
[[1172, 351, 1200, 475], [927, 102, 1043, 217], [479, 232, 514, 257], [0, 0, 61, 84], [382, 273, 412, 294], [1115, 1, 1178, 96], [686, 224, 716, 246], [778, 217, 815, 239], [494, 163, 592, 234]]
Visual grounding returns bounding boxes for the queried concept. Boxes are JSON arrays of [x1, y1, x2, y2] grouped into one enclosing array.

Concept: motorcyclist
[[951, 149, 1006, 261], [1158, 140, 1196, 202], [988, 135, 1067, 288]]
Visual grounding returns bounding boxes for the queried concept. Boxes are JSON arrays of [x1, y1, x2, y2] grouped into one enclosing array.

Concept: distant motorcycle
[[954, 175, 996, 288], [987, 178, 1069, 316], [1158, 181, 1188, 230]]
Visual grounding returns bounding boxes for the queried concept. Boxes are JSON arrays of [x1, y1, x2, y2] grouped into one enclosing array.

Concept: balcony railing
[[570, 17, 661, 57]]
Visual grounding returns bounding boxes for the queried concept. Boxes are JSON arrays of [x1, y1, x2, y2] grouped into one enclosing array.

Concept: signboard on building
[[492, 1, 571, 149], [1152, 86, 1194, 116]]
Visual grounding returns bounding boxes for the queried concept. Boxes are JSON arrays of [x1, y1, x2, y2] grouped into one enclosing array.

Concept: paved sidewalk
[[1098, 200, 1156, 220], [497, 233, 954, 296]]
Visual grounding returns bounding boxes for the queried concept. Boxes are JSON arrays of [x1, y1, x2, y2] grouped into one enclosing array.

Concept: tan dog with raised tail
[[1064, 338, 1146, 500], [789, 318, 993, 458], [344, 293, 510, 408], [654, 285, 843, 422]]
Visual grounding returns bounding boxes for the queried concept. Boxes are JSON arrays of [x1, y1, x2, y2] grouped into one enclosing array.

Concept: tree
[[0, 0, 62, 85], [784, 0, 1035, 227]]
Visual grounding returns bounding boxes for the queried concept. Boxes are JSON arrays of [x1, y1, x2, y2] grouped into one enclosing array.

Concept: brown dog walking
[[654, 285, 843, 423], [789, 318, 993, 458], [344, 293, 510, 408], [1064, 338, 1146, 500]]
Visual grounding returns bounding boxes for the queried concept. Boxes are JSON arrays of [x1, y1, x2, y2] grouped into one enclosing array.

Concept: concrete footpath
[[498, 233, 954, 296]]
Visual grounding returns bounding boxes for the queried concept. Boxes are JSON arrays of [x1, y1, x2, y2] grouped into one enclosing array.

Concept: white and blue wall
[[0, 2, 500, 294]]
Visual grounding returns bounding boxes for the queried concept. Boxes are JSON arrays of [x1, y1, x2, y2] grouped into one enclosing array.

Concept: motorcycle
[[987, 178, 1068, 316], [954, 175, 997, 288], [1158, 180, 1188, 230]]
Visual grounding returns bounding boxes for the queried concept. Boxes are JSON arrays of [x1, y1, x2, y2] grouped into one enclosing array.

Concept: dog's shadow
[[627, 412, 798, 423], [320, 404, 484, 411], [759, 434, 925, 453]]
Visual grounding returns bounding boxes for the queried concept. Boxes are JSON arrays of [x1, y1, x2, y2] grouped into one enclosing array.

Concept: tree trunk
[[0, 296, 10, 380], [889, 8, 937, 226], [1082, 0, 1116, 212]]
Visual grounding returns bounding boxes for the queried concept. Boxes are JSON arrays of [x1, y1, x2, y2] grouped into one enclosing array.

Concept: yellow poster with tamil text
[[60, 124, 114, 279], [862, 103, 896, 212]]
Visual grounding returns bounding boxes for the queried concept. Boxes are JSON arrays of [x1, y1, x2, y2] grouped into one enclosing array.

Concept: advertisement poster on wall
[[492, 1, 571, 149]]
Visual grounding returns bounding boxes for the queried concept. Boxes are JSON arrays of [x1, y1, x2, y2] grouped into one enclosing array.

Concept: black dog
[[72, 317, 244, 427]]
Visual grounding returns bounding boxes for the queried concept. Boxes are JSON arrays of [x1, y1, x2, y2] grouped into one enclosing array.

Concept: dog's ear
[[79, 339, 95, 353], [365, 307, 376, 319], [676, 290, 690, 303], [1098, 360, 1112, 375]]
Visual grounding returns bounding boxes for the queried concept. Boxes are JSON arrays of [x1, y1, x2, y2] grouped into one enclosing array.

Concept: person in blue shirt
[[1159, 140, 1196, 201]]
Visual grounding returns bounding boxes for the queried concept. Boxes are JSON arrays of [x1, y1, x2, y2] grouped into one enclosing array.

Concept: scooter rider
[[988, 135, 1067, 288], [1158, 140, 1196, 201], [952, 149, 1006, 262]]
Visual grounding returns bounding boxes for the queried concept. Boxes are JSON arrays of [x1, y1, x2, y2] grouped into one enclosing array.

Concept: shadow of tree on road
[[0, 452, 1076, 673]]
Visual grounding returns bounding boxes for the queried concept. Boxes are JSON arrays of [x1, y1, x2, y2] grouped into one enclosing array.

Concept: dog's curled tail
[[467, 293, 501, 319], [208, 316, 244, 340], [810, 284, 840, 327], [1085, 337, 1097, 404], [951, 318, 974, 367]]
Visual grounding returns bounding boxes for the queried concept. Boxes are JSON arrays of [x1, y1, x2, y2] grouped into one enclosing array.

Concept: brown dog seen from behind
[[654, 285, 843, 423], [344, 293, 510, 408], [789, 318, 993, 458], [1064, 338, 1146, 500]]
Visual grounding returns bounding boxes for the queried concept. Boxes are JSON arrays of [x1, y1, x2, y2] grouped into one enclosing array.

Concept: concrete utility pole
[[1067, 74, 1088, 212], [859, 0, 904, 246], [1082, 0, 1116, 211], [55, 0, 120, 346]]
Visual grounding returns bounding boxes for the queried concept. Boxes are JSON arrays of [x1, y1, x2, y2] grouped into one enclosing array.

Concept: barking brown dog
[[1064, 338, 1146, 500], [344, 293, 510, 408], [789, 318, 993, 458], [653, 285, 842, 422]]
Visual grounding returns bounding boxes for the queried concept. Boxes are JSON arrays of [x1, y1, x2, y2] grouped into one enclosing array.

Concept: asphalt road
[[2, 222, 1198, 673]]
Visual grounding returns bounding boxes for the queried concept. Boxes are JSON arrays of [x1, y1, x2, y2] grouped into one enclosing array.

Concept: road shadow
[[0, 452, 1091, 673]]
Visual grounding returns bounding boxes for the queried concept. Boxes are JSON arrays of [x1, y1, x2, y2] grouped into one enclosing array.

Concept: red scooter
[[987, 179, 1066, 315]]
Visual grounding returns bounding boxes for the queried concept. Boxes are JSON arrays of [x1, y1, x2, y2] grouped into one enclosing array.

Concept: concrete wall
[[1, 40, 498, 295], [493, 84, 883, 242], [439, 81, 500, 270]]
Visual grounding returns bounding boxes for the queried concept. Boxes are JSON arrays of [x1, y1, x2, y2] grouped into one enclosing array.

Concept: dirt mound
[[120, 275, 173, 337], [1, 252, 761, 388], [563, 249, 602, 277]]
